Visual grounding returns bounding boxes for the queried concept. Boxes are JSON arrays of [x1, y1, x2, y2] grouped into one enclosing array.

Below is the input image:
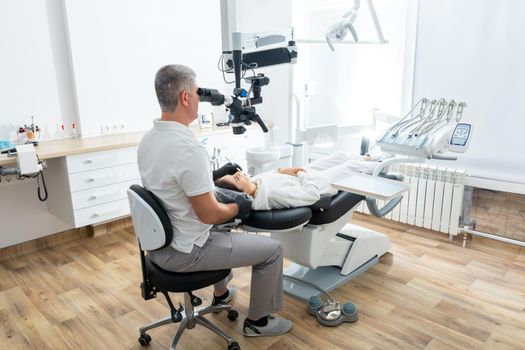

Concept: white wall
[[234, 0, 294, 145], [0, 180, 72, 248], [0, 0, 77, 141], [414, 0, 525, 184], [292, 0, 418, 155], [64, 0, 228, 136], [0, 0, 252, 245]]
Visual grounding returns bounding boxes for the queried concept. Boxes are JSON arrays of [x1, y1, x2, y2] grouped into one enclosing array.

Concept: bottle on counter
[[71, 123, 79, 138]]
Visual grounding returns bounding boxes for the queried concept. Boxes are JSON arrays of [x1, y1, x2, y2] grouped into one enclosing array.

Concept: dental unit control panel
[[448, 122, 472, 153]]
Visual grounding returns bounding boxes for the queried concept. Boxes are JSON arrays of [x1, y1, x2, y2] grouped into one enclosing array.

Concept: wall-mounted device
[[0, 144, 47, 201], [199, 27, 297, 135]]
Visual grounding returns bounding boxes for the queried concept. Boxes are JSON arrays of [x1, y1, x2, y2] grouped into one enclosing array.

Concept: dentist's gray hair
[[154, 64, 196, 112]]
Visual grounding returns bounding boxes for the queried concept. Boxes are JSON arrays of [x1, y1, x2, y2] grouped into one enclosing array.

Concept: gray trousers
[[149, 231, 284, 320]]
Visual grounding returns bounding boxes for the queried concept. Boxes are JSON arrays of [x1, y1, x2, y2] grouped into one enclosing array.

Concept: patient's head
[[215, 171, 255, 196]]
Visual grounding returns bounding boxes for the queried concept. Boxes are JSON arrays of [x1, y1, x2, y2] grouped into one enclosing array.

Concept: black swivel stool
[[127, 185, 240, 350]]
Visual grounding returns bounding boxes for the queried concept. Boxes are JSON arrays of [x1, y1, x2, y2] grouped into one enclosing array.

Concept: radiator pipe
[[461, 226, 525, 248]]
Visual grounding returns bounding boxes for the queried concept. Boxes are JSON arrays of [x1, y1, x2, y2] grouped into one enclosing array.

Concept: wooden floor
[[1, 214, 524, 350]]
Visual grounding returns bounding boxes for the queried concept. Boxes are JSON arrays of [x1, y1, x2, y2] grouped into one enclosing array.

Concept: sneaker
[[211, 287, 237, 307], [243, 315, 293, 337]]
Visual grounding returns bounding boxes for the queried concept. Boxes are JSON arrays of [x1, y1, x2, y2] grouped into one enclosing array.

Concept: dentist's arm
[[189, 190, 252, 224], [189, 191, 237, 224]]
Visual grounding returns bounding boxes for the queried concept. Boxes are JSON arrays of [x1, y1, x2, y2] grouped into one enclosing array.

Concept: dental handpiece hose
[[0, 167, 20, 176], [283, 274, 336, 302]]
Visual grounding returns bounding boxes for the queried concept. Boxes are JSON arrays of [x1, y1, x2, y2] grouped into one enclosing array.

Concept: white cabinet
[[73, 199, 130, 228], [71, 180, 135, 210], [66, 147, 137, 173], [47, 147, 139, 227], [68, 163, 138, 192]]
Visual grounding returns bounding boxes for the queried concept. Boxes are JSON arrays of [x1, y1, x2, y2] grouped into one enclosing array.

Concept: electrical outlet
[[100, 123, 111, 134], [305, 81, 317, 97]]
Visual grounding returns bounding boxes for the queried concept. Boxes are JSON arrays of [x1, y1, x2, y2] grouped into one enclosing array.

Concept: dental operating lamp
[[325, 1, 360, 50], [323, 0, 387, 50], [199, 28, 297, 135]]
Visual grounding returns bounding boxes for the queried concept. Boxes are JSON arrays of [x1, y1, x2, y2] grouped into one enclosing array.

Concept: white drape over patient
[[250, 152, 380, 210]]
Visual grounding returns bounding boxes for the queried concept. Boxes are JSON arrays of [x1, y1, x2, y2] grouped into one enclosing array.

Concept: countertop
[[0, 126, 237, 167]]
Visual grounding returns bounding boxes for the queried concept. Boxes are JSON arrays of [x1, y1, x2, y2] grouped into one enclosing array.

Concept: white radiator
[[355, 164, 467, 236]]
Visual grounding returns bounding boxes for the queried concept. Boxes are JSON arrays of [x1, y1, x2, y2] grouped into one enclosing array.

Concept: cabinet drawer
[[67, 147, 137, 174], [71, 180, 138, 210], [69, 163, 139, 192], [74, 199, 130, 228]]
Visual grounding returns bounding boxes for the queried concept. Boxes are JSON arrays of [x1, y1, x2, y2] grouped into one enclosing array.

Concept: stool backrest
[[127, 184, 173, 251]]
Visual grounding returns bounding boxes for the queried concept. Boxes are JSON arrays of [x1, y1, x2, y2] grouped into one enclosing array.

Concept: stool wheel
[[227, 310, 239, 321], [138, 333, 152, 346], [189, 292, 202, 307], [171, 309, 183, 323], [228, 341, 240, 350]]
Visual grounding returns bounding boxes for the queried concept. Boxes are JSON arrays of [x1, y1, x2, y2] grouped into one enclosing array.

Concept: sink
[[245, 146, 280, 166]]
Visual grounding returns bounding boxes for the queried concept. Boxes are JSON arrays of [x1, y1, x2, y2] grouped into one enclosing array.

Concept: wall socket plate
[[101, 122, 127, 134], [100, 123, 111, 134]]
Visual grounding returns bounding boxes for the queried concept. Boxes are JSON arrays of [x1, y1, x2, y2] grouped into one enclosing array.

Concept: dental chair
[[239, 172, 405, 301], [127, 185, 240, 350]]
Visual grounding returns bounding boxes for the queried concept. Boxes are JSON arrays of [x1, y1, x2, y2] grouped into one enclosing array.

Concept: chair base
[[138, 295, 238, 349], [283, 256, 379, 301]]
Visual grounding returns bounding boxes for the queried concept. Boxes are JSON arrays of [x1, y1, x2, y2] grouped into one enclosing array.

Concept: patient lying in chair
[[215, 152, 380, 210]]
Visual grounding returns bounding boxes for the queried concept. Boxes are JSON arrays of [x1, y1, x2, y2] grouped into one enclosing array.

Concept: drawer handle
[[87, 173, 121, 183], [83, 155, 121, 165], [92, 206, 124, 218], [89, 190, 123, 201]]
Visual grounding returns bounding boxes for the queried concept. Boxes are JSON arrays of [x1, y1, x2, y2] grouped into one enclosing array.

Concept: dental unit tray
[[331, 173, 409, 201], [377, 98, 469, 158]]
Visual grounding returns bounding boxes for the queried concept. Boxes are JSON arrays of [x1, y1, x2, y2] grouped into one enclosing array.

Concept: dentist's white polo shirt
[[138, 119, 214, 253]]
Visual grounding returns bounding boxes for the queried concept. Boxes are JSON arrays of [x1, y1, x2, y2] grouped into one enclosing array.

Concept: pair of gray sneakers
[[242, 315, 293, 337], [212, 287, 293, 337]]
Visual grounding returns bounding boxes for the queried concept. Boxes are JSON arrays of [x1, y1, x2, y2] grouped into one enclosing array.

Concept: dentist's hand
[[234, 194, 253, 220], [214, 187, 252, 220], [213, 162, 243, 181]]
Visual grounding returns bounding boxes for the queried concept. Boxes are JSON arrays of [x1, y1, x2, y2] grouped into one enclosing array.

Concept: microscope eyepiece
[[197, 88, 225, 106]]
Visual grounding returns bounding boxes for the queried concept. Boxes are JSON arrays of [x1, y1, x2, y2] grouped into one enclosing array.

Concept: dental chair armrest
[[309, 195, 332, 212]]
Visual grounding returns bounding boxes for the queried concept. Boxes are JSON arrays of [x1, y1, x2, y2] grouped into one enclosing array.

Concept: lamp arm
[[367, 0, 386, 43]]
